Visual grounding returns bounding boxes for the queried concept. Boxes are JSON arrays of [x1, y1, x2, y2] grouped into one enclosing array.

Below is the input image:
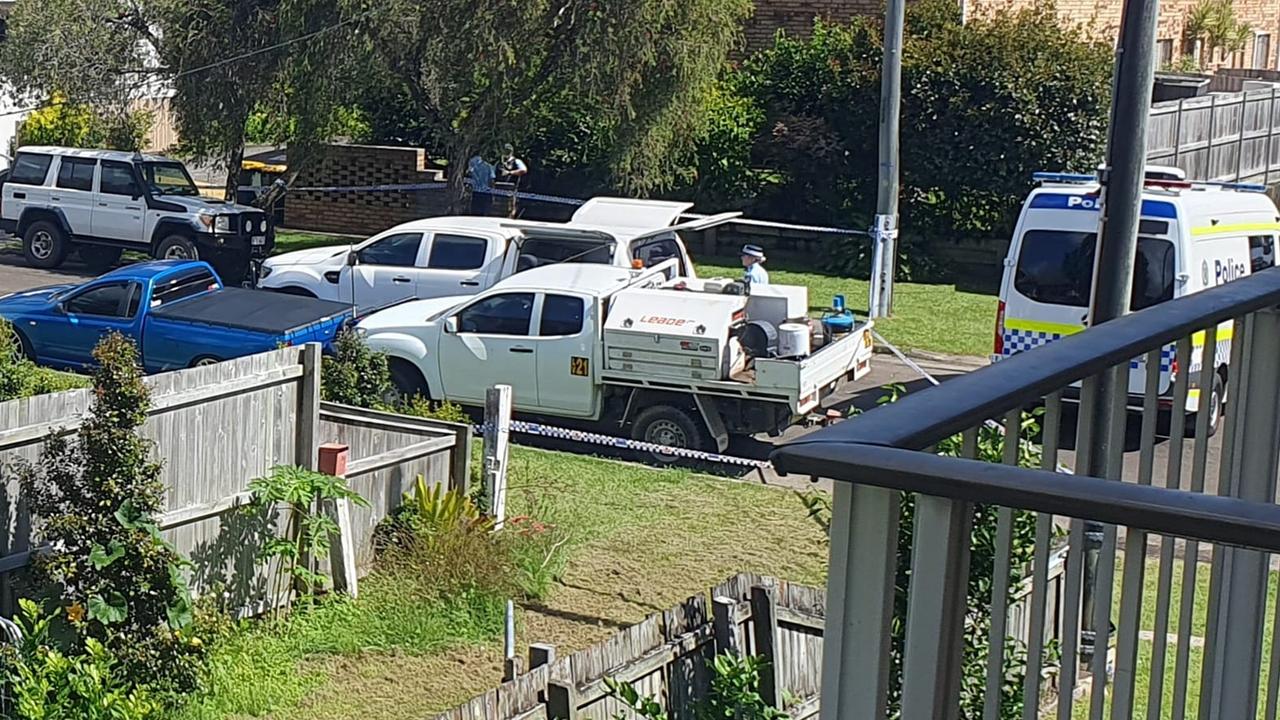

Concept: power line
[[0, 6, 378, 120]]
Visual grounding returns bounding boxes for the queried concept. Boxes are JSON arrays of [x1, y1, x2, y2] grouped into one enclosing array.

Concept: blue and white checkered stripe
[[1188, 337, 1232, 375], [474, 421, 772, 468], [1003, 328, 1174, 372]]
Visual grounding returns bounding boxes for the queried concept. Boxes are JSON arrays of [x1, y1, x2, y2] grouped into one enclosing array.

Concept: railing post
[[901, 495, 972, 720], [1201, 310, 1280, 719], [483, 384, 512, 530], [819, 483, 900, 720]]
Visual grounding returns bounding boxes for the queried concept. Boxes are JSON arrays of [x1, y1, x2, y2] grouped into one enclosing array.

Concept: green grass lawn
[[179, 444, 826, 720], [275, 230, 997, 358]]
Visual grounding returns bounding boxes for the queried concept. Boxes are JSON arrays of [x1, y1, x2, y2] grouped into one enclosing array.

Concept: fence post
[[452, 422, 473, 497], [296, 343, 322, 471], [547, 680, 578, 719], [1267, 87, 1277, 186], [750, 585, 783, 709], [483, 384, 512, 530], [1172, 98, 1185, 166], [1236, 94, 1248, 180], [713, 596, 740, 656], [318, 443, 358, 598], [1207, 93, 1219, 178]]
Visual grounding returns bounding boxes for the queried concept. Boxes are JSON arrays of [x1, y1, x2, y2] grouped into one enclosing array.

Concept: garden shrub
[[400, 394, 471, 425], [607, 652, 790, 719], [13, 333, 205, 699], [0, 320, 87, 401], [2, 599, 163, 720], [321, 329, 392, 408]]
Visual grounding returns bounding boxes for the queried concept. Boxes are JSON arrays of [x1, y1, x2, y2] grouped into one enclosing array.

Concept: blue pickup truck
[[0, 260, 352, 373]]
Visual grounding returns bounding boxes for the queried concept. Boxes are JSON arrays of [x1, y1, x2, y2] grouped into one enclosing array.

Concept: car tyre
[[386, 358, 430, 407], [3, 324, 34, 361], [630, 404, 711, 463], [23, 220, 69, 269], [155, 235, 200, 262], [1185, 373, 1225, 438], [190, 356, 221, 368], [77, 245, 123, 271]]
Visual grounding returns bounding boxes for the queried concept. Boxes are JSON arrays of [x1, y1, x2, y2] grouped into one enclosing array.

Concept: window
[[152, 268, 218, 307], [517, 238, 615, 269], [1250, 235, 1276, 272], [539, 294, 585, 336], [632, 236, 684, 270], [357, 233, 422, 267], [140, 162, 199, 196], [1014, 230, 1174, 311], [99, 160, 140, 197], [0, 18, 8, 43], [428, 234, 488, 270], [1256, 34, 1272, 69], [56, 157, 96, 191], [64, 282, 138, 318], [1157, 39, 1174, 68], [8, 153, 52, 185], [457, 292, 534, 335]]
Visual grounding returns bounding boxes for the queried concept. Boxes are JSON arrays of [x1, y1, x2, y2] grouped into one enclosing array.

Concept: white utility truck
[[259, 197, 738, 314], [995, 168, 1280, 435], [358, 261, 874, 456]]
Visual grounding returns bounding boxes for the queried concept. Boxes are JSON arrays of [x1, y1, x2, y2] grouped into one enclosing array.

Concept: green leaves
[[87, 592, 128, 625], [89, 542, 125, 569]]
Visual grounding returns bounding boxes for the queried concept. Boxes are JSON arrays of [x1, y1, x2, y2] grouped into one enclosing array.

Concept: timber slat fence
[[1147, 87, 1280, 184], [0, 345, 470, 615]]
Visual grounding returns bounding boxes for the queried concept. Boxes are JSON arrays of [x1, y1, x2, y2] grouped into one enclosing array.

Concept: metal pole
[[869, 0, 905, 319], [1079, 0, 1161, 666]]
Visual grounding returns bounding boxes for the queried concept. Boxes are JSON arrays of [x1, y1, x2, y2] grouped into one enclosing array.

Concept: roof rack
[[1032, 171, 1269, 194]]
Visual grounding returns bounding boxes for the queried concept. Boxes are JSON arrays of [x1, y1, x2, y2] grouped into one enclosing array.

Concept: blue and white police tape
[[475, 419, 772, 469]]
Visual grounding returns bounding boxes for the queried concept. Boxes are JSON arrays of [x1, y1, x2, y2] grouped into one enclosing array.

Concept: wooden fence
[[1147, 88, 1280, 183], [0, 345, 470, 614], [434, 573, 824, 720]]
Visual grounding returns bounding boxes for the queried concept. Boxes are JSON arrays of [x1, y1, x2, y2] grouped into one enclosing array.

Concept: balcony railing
[[773, 267, 1280, 720]]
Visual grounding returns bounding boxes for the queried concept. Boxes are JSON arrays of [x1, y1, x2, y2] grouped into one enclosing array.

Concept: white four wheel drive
[[995, 168, 1280, 436], [257, 197, 740, 313], [358, 261, 874, 458], [0, 146, 273, 283]]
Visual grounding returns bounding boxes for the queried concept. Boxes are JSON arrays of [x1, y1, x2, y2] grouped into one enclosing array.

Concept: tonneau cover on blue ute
[[150, 287, 350, 335]]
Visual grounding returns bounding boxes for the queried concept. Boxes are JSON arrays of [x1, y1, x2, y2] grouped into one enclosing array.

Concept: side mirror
[[444, 316, 458, 334], [346, 251, 358, 267]]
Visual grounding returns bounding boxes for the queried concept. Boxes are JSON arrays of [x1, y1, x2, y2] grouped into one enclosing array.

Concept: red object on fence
[[319, 443, 349, 477]]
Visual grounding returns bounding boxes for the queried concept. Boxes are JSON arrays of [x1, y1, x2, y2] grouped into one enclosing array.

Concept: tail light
[[994, 300, 1006, 356]]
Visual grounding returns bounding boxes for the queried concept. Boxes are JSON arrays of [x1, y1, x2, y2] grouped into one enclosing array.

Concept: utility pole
[[1078, 0, 1160, 676], [868, 0, 905, 319]]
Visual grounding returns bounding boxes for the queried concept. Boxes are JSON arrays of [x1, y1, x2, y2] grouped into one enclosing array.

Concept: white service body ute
[[995, 170, 1280, 435], [259, 197, 739, 314], [359, 262, 874, 455]]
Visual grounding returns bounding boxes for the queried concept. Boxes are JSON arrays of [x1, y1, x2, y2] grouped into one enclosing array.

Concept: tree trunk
[[446, 141, 474, 215]]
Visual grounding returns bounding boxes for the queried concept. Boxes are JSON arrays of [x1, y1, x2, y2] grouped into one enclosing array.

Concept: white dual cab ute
[[358, 261, 874, 455], [995, 167, 1280, 435], [258, 197, 739, 313]]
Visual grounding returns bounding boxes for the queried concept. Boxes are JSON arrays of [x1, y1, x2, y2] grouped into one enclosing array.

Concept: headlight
[[214, 215, 233, 233]]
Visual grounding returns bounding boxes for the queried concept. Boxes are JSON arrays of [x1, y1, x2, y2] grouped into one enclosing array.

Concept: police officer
[[741, 244, 769, 288]]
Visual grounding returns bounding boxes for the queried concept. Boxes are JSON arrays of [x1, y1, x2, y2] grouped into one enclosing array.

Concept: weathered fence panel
[[0, 346, 467, 615], [1147, 88, 1280, 184]]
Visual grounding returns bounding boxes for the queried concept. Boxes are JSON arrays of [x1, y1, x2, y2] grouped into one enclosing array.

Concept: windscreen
[[1014, 230, 1175, 311]]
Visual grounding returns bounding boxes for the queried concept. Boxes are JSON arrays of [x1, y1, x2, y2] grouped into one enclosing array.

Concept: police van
[[994, 168, 1280, 435]]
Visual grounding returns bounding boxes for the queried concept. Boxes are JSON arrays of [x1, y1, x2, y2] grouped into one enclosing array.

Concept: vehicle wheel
[[190, 356, 221, 368], [2, 324, 33, 361], [23, 220, 69, 269], [155, 235, 200, 261], [1184, 373, 1225, 438], [77, 245, 123, 271], [274, 286, 317, 298], [386, 358, 430, 407], [630, 405, 711, 463]]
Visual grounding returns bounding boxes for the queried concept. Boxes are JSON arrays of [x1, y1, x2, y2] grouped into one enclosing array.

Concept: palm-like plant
[[1186, 0, 1253, 68]]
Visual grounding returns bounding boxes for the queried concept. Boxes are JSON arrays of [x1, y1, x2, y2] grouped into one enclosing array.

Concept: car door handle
[[126, 206, 141, 211], [392, 276, 412, 284], [50, 196, 61, 202], [509, 347, 534, 354], [460, 280, 480, 287], [12, 192, 25, 199], [98, 202, 108, 207]]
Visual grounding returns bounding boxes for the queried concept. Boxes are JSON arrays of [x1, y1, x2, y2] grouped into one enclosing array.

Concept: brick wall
[[745, 0, 1280, 72], [284, 144, 449, 235]]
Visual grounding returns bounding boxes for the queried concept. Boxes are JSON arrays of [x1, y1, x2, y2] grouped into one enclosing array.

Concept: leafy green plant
[[607, 652, 790, 720], [16, 93, 151, 152], [0, 319, 87, 401], [401, 477, 488, 535], [14, 333, 204, 697], [247, 466, 370, 606], [1186, 0, 1252, 65], [321, 330, 393, 409], [3, 600, 163, 720], [400, 395, 471, 425], [503, 515, 571, 601]]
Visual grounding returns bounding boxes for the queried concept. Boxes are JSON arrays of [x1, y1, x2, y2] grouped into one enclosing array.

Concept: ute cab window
[[63, 282, 141, 318], [152, 268, 219, 307], [516, 238, 614, 272], [456, 293, 534, 335], [1014, 229, 1175, 311], [358, 233, 423, 267]]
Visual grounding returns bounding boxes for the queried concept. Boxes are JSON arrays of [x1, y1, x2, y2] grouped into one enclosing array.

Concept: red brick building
[[744, 0, 1280, 71]]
